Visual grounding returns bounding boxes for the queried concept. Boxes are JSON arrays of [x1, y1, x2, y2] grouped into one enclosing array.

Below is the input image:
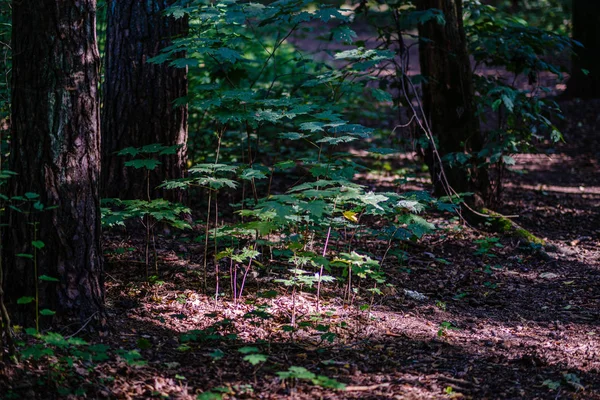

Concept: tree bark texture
[[566, 0, 600, 98], [416, 0, 490, 207], [102, 0, 188, 201], [7, 0, 104, 326]]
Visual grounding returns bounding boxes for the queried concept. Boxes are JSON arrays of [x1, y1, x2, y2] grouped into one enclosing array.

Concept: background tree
[[102, 0, 188, 201], [566, 0, 600, 98], [6, 0, 104, 326], [416, 0, 490, 209]]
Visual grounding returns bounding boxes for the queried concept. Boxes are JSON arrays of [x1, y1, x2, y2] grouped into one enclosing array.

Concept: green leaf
[[502, 155, 516, 165], [38, 275, 59, 282], [17, 296, 35, 305], [170, 58, 198, 68], [542, 379, 561, 390], [359, 192, 388, 210], [124, 159, 162, 170], [436, 202, 458, 213], [67, 337, 88, 346], [117, 349, 146, 366], [140, 144, 167, 154], [25, 328, 38, 336], [237, 346, 259, 354], [240, 168, 268, 181], [42, 332, 68, 347], [117, 147, 140, 157], [39, 309, 56, 316], [31, 240, 45, 249], [313, 375, 346, 389], [279, 132, 307, 140], [197, 392, 224, 400], [243, 353, 267, 365], [371, 88, 392, 102], [331, 25, 357, 43], [17, 253, 33, 259], [367, 148, 397, 155], [209, 349, 225, 360], [277, 366, 316, 380], [137, 338, 152, 350], [501, 94, 514, 112], [299, 122, 325, 132], [396, 200, 425, 213]]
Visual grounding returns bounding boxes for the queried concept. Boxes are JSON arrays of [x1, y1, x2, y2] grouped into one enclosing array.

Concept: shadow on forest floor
[[1, 104, 600, 399]]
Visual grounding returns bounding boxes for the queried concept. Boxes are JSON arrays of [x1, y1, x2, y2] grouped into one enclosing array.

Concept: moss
[[514, 228, 546, 245], [481, 208, 545, 246]]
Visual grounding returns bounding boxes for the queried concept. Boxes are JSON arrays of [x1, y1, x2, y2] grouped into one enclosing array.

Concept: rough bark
[[416, 0, 490, 208], [102, 0, 188, 201], [565, 0, 600, 99], [6, 0, 104, 327]]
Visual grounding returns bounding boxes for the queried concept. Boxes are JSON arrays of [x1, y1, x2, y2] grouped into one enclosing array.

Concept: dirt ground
[[1, 98, 597, 400]]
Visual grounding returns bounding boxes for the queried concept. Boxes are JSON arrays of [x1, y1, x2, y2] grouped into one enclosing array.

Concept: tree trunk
[[416, 0, 490, 209], [102, 0, 188, 201], [6, 0, 104, 328], [565, 0, 600, 98]]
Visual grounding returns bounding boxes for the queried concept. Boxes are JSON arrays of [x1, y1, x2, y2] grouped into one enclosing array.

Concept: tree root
[[481, 208, 545, 246]]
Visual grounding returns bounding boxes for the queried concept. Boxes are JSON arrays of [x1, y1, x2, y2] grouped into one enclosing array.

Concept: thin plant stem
[[202, 191, 212, 292], [316, 226, 331, 312], [291, 285, 296, 328], [145, 218, 150, 281], [316, 198, 337, 312], [233, 261, 238, 304], [214, 192, 219, 307], [152, 227, 158, 276], [238, 236, 258, 300], [145, 169, 151, 280], [33, 223, 39, 333]]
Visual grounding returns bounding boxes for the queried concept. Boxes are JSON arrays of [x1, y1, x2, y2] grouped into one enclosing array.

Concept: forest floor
[[1, 99, 598, 400]]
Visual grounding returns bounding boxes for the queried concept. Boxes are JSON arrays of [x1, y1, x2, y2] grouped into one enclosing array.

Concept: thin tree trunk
[[416, 0, 490, 209], [6, 0, 104, 328], [102, 0, 188, 201]]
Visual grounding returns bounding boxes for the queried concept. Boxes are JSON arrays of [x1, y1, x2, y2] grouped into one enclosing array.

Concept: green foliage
[[473, 237, 503, 257], [134, 0, 455, 314], [437, 321, 459, 337], [487, 0, 571, 34], [241, 352, 267, 366], [277, 366, 346, 390], [101, 198, 191, 230]]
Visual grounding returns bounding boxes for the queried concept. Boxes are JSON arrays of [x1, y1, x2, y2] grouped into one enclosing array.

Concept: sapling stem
[[316, 226, 331, 312], [238, 237, 258, 300], [33, 222, 39, 333], [214, 192, 219, 307], [144, 168, 151, 281], [206, 128, 224, 295], [152, 227, 158, 276], [203, 190, 212, 292], [316, 198, 337, 312], [145, 217, 150, 280]]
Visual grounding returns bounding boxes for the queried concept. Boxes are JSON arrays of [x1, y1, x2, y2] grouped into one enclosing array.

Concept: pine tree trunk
[[6, 0, 104, 327], [416, 0, 490, 208], [565, 0, 600, 99], [102, 0, 188, 201]]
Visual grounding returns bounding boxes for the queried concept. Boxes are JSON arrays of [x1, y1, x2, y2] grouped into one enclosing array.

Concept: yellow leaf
[[343, 210, 358, 222]]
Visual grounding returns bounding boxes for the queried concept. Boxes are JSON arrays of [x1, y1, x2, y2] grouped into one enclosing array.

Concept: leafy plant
[[102, 144, 191, 279], [473, 237, 504, 257], [277, 366, 346, 390], [437, 321, 459, 337]]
